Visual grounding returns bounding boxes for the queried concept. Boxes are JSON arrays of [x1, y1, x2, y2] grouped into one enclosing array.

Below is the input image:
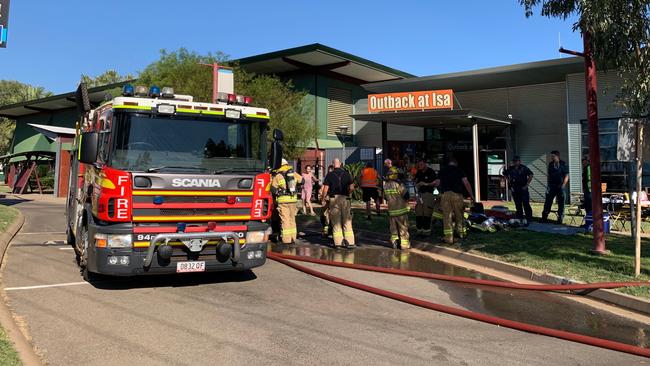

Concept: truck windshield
[[110, 113, 267, 173]]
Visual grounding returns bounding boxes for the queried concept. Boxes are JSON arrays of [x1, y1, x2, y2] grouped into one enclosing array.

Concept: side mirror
[[75, 82, 91, 116], [269, 141, 283, 170], [79, 132, 99, 164], [273, 129, 284, 141]]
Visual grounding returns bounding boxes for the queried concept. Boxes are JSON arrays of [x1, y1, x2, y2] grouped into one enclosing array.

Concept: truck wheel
[[78, 225, 96, 282], [66, 226, 75, 246]]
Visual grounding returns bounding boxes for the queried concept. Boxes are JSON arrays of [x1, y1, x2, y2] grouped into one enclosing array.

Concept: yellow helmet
[[387, 167, 399, 180]]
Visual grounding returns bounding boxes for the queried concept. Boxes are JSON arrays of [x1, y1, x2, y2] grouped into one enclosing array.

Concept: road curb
[[354, 229, 650, 316], [0, 209, 44, 366]]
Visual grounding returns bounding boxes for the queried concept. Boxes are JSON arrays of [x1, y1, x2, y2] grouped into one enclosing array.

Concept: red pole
[[584, 31, 607, 254]]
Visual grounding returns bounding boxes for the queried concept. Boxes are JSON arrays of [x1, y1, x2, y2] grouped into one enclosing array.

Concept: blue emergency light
[[177, 222, 186, 233], [149, 85, 161, 98], [122, 84, 134, 97]]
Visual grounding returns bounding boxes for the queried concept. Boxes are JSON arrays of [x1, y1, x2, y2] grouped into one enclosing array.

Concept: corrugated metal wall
[[566, 72, 625, 193], [327, 87, 353, 136], [455, 83, 567, 200]]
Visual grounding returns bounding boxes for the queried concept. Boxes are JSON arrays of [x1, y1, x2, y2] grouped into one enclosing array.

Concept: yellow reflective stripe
[[133, 239, 245, 248], [344, 231, 354, 235], [132, 190, 253, 196], [390, 235, 399, 240], [133, 215, 251, 222], [245, 114, 269, 119], [277, 195, 297, 203], [113, 105, 153, 110], [443, 229, 453, 235], [400, 239, 410, 245], [333, 231, 343, 237], [389, 207, 410, 216], [282, 228, 297, 234], [384, 189, 399, 195], [176, 108, 201, 114], [432, 212, 444, 219], [202, 110, 225, 116]]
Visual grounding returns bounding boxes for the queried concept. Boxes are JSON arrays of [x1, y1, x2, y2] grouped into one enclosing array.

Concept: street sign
[[0, 0, 9, 48]]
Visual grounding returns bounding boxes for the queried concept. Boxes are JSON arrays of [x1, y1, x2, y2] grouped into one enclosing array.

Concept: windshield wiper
[[213, 167, 260, 174], [146, 166, 208, 173]]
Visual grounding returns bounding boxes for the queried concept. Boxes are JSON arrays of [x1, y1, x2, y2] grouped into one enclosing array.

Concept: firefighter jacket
[[271, 165, 302, 203], [384, 180, 410, 217], [360, 167, 379, 188]]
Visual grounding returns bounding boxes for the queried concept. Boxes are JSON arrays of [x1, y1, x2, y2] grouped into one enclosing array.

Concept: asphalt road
[[1, 197, 649, 365]]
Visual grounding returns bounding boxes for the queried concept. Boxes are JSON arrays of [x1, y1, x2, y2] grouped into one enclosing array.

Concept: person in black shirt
[[414, 160, 437, 236], [437, 157, 475, 244], [503, 155, 534, 225], [542, 150, 569, 223], [321, 159, 355, 248]]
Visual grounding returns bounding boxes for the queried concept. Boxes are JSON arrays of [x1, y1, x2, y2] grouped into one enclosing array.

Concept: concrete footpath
[[0, 202, 42, 366]]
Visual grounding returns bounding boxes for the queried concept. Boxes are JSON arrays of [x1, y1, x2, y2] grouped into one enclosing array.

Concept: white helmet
[[281, 158, 289, 165]]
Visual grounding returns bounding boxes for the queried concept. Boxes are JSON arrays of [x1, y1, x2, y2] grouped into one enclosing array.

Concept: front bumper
[[86, 223, 267, 276]]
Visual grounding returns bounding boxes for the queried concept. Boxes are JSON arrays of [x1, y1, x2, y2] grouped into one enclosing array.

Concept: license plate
[[176, 261, 206, 273]]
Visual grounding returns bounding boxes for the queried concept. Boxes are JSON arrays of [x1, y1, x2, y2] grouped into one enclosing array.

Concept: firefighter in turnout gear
[[384, 167, 410, 249], [437, 157, 474, 244], [414, 159, 437, 236], [271, 159, 302, 244], [321, 159, 355, 248]]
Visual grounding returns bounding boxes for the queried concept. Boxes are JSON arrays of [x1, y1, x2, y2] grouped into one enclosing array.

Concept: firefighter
[[320, 165, 334, 238], [321, 159, 355, 248], [384, 166, 410, 249], [437, 157, 475, 244], [271, 159, 302, 244], [359, 161, 381, 220], [414, 159, 437, 236]]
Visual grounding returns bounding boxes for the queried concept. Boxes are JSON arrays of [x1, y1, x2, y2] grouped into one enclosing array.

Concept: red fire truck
[[66, 83, 284, 280]]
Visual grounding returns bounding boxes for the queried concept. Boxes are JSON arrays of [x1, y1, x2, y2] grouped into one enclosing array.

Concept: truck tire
[[78, 225, 98, 282], [66, 225, 75, 246]]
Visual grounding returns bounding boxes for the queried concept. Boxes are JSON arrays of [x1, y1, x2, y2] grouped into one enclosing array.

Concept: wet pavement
[[272, 235, 650, 348]]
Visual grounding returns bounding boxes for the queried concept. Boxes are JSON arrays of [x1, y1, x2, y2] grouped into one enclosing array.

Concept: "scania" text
[[171, 178, 222, 188]]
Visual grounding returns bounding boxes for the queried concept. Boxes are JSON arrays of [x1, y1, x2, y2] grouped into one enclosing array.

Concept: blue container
[[584, 212, 610, 233]]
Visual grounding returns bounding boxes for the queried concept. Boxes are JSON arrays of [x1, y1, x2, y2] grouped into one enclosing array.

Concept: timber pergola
[[351, 109, 517, 201]]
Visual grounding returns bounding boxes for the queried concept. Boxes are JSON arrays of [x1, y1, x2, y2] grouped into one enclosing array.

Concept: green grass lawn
[[0, 327, 21, 366], [0, 204, 21, 366], [297, 205, 650, 299]]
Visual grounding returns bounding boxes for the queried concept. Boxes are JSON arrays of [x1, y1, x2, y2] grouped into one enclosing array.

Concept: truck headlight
[[107, 234, 132, 248], [246, 228, 272, 243]]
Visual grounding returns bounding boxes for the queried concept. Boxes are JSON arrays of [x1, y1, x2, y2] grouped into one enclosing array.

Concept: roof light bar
[[149, 85, 161, 98], [122, 84, 134, 97], [161, 87, 175, 99], [135, 86, 148, 97]]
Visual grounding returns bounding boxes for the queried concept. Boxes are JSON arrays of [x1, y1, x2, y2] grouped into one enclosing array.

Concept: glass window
[[581, 118, 627, 191]]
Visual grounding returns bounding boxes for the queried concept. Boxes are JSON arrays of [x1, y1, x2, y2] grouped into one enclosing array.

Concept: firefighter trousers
[[321, 203, 331, 235], [440, 191, 465, 243], [328, 195, 355, 246], [278, 202, 298, 244], [415, 192, 434, 234], [389, 214, 410, 249]]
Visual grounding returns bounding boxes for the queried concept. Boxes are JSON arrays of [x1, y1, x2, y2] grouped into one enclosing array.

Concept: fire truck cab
[[66, 84, 279, 280]]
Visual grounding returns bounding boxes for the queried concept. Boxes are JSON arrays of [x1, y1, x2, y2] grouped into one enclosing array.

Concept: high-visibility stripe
[[400, 239, 410, 245], [245, 114, 270, 119], [114, 105, 153, 110], [133, 202, 252, 209], [133, 239, 246, 248], [391, 235, 399, 241], [132, 190, 253, 196], [432, 212, 444, 219], [133, 225, 247, 234], [202, 110, 225, 116], [389, 207, 410, 216], [333, 231, 343, 237], [443, 229, 453, 235], [133, 215, 251, 222], [176, 108, 201, 114], [282, 228, 297, 234], [384, 189, 399, 195], [277, 195, 297, 203], [344, 230, 354, 236]]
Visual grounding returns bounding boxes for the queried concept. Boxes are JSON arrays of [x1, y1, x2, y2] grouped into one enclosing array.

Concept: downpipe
[[267, 252, 650, 358]]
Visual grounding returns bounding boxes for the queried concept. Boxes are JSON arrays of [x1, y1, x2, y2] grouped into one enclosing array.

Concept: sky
[[0, 0, 582, 94]]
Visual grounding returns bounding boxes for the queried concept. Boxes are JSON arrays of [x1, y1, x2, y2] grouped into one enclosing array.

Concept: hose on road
[[269, 252, 650, 292], [267, 251, 650, 358]]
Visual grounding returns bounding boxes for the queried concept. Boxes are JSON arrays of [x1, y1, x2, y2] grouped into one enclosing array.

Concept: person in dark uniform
[[414, 159, 437, 236], [437, 157, 475, 244], [582, 157, 592, 214], [542, 150, 569, 224], [503, 155, 534, 225], [321, 159, 355, 248]]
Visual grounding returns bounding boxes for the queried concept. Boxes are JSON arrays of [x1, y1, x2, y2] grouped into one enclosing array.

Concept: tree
[[521, 0, 650, 274], [0, 80, 52, 154], [236, 71, 314, 159], [81, 70, 133, 88], [138, 48, 314, 159]]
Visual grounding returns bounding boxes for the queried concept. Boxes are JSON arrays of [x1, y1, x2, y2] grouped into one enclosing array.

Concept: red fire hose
[[269, 252, 650, 291], [267, 252, 650, 358]]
